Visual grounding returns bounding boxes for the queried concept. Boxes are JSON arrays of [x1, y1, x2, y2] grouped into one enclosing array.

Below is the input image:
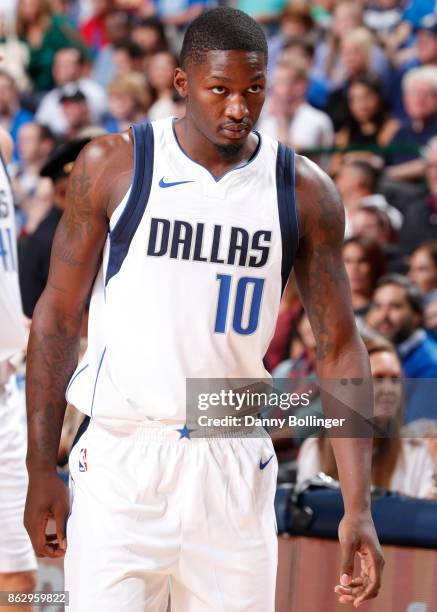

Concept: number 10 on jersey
[[214, 274, 265, 335]]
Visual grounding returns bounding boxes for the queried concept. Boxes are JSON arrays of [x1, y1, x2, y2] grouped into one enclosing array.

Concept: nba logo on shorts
[[79, 448, 87, 472]]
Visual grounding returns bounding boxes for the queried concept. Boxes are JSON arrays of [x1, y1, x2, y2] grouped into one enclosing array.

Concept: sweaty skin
[[24, 49, 383, 606]]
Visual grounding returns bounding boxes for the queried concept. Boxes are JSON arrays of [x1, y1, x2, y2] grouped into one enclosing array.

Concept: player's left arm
[[293, 155, 384, 607]]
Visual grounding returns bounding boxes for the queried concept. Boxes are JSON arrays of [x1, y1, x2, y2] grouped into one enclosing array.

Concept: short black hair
[[375, 274, 424, 316], [180, 7, 268, 67]]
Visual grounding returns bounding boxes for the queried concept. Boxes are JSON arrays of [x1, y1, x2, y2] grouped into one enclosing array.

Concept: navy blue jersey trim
[[66, 363, 89, 396], [171, 119, 262, 182], [105, 122, 154, 285], [276, 143, 299, 293], [90, 347, 106, 416], [70, 415, 91, 452]]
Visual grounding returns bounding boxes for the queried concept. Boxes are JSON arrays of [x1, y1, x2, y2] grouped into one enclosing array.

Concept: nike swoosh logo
[[159, 177, 194, 188], [259, 455, 274, 470]]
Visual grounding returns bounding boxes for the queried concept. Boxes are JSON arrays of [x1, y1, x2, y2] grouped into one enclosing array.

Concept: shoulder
[[69, 131, 134, 216], [74, 131, 133, 177], [0, 126, 13, 163]]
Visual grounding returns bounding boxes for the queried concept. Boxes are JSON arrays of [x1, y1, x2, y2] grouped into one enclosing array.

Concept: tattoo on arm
[[304, 180, 349, 360], [26, 308, 82, 467], [52, 154, 94, 267]]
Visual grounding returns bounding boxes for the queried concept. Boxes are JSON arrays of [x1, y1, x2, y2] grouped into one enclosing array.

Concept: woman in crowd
[[103, 72, 152, 133], [343, 236, 386, 319], [409, 241, 437, 302], [146, 50, 179, 120], [409, 241, 437, 334], [16, 0, 87, 92], [330, 74, 399, 174], [297, 333, 437, 499]]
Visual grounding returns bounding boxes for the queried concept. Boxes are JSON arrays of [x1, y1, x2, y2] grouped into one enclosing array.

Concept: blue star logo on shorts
[[176, 424, 195, 439]]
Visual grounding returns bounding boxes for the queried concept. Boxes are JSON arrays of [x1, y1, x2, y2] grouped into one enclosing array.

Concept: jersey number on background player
[[0, 228, 16, 272], [214, 274, 264, 335]]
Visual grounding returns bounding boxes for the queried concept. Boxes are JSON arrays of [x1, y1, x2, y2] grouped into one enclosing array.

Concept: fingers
[[54, 503, 68, 552], [25, 504, 68, 558], [353, 548, 384, 606], [339, 535, 357, 587]]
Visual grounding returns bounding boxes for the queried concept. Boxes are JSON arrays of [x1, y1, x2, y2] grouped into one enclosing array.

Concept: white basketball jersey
[[67, 117, 298, 424], [0, 152, 26, 362]]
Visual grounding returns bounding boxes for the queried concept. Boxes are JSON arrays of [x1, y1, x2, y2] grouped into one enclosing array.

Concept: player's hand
[[334, 511, 384, 608], [24, 467, 69, 558]]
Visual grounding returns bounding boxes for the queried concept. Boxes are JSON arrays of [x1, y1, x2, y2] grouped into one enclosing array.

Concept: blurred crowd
[[1, 0, 437, 496]]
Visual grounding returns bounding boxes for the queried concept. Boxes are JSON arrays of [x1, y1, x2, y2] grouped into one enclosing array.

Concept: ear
[[174, 68, 188, 99]]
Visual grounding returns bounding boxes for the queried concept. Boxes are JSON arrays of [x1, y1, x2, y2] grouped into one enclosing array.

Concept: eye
[[211, 86, 226, 94], [248, 84, 263, 94]]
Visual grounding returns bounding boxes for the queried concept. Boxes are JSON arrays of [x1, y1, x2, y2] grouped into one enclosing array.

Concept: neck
[[351, 292, 370, 309], [174, 114, 258, 178]]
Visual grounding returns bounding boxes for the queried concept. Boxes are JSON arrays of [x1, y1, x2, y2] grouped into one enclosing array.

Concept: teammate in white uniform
[[0, 126, 37, 608], [24, 8, 384, 611]]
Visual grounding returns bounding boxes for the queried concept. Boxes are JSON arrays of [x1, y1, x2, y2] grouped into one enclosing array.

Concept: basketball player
[[0, 125, 37, 610], [24, 8, 384, 611]]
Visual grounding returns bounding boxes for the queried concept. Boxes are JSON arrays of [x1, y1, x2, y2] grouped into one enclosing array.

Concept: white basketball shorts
[[64, 418, 278, 611], [0, 374, 37, 573]]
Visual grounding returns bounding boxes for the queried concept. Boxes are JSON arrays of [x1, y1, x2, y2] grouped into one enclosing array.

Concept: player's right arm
[[24, 132, 133, 558]]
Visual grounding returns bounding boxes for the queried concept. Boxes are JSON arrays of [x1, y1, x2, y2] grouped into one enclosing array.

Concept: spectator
[[408, 241, 437, 302], [91, 11, 132, 88], [19, 137, 90, 317], [0, 70, 33, 160], [363, 0, 404, 38], [386, 66, 437, 181], [155, 0, 215, 27], [0, 9, 31, 92], [325, 28, 379, 131], [264, 278, 302, 372], [367, 274, 437, 422], [331, 74, 399, 171], [103, 73, 151, 133], [343, 236, 386, 319], [9, 122, 55, 216], [113, 40, 145, 76], [258, 58, 334, 159], [297, 333, 436, 499], [351, 206, 394, 246], [388, 14, 437, 120], [398, 136, 437, 256], [335, 159, 402, 238], [131, 16, 168, 60], [16, 0, 87, 92], [36, 47, 107, 135], [311, 1, 388, 92], [279, 38, 330, 109], [270, 309, 323, 456], [350, 206, 405, 274], [147, 50, 178, 120], [272, 310, 317, 379], [79, 0, 112, 54], [59, 85, 93, 140], [267, 5, 314, 78]]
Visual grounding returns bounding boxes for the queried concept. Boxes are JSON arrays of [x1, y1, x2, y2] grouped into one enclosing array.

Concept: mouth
[[220, 124, 250, 139]]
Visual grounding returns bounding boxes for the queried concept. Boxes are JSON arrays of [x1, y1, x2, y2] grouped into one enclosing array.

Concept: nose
[[225, 93, 249, 122]]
